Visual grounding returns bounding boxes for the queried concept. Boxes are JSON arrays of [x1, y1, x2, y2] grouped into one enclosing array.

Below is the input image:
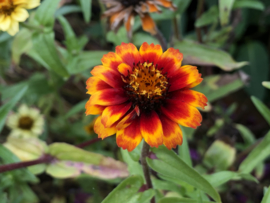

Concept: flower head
[[0, 0, 40, 35], [6, 104, 44, 138], [85, 42, 207, 151], [102, 0, 176, 37]]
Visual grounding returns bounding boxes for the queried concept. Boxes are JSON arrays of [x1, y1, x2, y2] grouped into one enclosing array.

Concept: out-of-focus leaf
[[128, 141, 143, 162], [204, 171, 237, 187], [233, 0, 265, 10], [195, 6, 219, 27], [55, 5, 82, 17], [133, 32, 159, 47], [106, 27, 128, 46], [80, 0, 92, 23], [0, 32, 11, 43], [235, 124, 255, 146], [175, 40, 247, 71], [203, 140, 236, 171], [237, 173, 258, 183], [46, 161, 80, 178], [0, 85, 28, 132], [121, 148, 144, 177], [101, 175, 144, 203], [219, 0, 235, 26], [236, 41, 269, 99], [130, 189, 155, 203], [239, 131, 270, 173], [251, 96, 270, 125], [30, 33, 69, 77], [262, 81, 270, 89], [207, 119, 224, 136], [178, 126, 192, 167], [158, 197, 215, 203], [147, 146, 221, 203], [261, 187, 270, 203], [34, 0, 61, 27], [64, 99, 88, 119], [152, 178, 180, 193]]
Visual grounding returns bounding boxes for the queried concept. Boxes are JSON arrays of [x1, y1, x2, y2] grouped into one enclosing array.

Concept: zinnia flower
[[6, 104, 44, 138], [102, 0, 176, 37], [85, 42, 207, 151], [0, 0, 40, 35]]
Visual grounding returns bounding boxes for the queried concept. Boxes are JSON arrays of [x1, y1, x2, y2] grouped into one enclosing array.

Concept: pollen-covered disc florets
[[122, 62, 168, 109]]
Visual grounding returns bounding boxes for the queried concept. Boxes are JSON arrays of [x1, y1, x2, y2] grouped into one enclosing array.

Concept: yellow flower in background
[[0, 0, 40, 35], [6, 104, 44, 138]]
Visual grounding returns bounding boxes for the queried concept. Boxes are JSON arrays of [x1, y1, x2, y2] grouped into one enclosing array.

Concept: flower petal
[[140, 110, 163, 148], [116, 117, 142, 151], [139, 42, 163, 65], [160, 114, 183, 150], [168, 89, 208, 109], [116, 107, 138, 130], [155, 0, 176, 10], [116, 43, 142, 67], [7, 20, 19, 36], [161, 100, 202, 129], [101, 52, 123, 71], [85, 101, 106, 115], [184, 77, 203, 89], [94, 116, 116, 139], [147, 2, 161, 13], [140, 13, 157, 35], [0, 16, 11, 31], [117, 63, 132, 77], [169, 65, 202, 92], [88, 88, 128, 106], [91, 65, 124, 88], [101, 102, 132, 128], [11, 7, 29, 22], [124, 13, 134, 39], [86, 76, 112, 95], [157, 48, 183, 77]]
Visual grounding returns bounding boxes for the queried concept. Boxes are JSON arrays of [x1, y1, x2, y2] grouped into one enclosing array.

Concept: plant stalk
[[76, 138, 101, 148], [196, 0, 205, 43], [141, 141, 155, 203], [154, 29, 167, 51]]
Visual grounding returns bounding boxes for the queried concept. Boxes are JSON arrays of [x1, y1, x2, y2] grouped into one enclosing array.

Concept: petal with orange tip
[[88, 88, 128, 106], [116, 117, 142, 152], [116, 43, 142, 67], [140, 110, 163, 148], [140, 14, 157, 35], [85, 101, 106, 115], [101, 52, 123, 71], [168, 89, 208, 109], [161, 100, 202, 129], [139, 42, 163, 65], [94, 116, 116, 139], [124, 13, 134, 39], [169, 65, 202, 92], [160, 114, 183, 150], [101, 102, 132, 128], [91, 66, 124, 88], [184, 77, 203, 89], [86, 77, 112, 95], [157, 48, 183, 77], [117, 63, 132, 77], [155, 0, 176, 10], [146, 2, 161, 13], [116, 107, 138, 130]]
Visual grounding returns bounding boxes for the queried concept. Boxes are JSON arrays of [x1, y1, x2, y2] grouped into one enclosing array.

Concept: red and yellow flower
[[85, 42, 207, 151]]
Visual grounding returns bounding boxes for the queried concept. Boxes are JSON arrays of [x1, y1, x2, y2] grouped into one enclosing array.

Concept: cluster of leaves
[[0, 0, 270, 203]]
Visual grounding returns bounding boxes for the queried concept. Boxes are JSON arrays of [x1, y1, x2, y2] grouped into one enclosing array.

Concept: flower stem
[[141, 141, 155, 203], [0, 154, 54, 174], [196, 0, 204, 43], [76, 138, 101, 148], [154, 29, 167, 51]]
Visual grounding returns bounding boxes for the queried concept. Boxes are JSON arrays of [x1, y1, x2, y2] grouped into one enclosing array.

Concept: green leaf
[[204, 171, 237, 187], [128, 189, 155, 203], [235, 124, 255, 146], [106, 27, 128, 46], [35, 0, 61, 27], [158, 197, 215, 203], [233, 0, 265, 10], [219, 0, 235, 26], [262, 81, 270, 89], [30, 32, 69, 77], [0, 85, 28, 132], [239, 130, 270, 173], [64, 99, 88, 119], [121, 149, 144, 177], [195, 6, 219, 27], [251, 96, 270, 125], [178, 126, 192, 167], [101, 175, 144, 203], [147, 146, 221, 203], [80, 0, 92, 23], [55, 5, 82, 18], [133, 32, 159, 47], [46, 161, 79, 178], [261, 187, 270, 203], [174, 40, 247, 71]]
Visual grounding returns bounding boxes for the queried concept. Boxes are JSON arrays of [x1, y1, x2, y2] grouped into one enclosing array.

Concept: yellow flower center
[[18, 116, 34, 130], [0, 0, 15, 16], [123, 62, 168, 109]]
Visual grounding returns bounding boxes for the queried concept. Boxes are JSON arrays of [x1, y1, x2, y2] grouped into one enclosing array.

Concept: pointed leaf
[[261, 187, 270, 203], [219, 0, 235, 26], [80, 0, 92, 23], [251, 96, 270, 126]]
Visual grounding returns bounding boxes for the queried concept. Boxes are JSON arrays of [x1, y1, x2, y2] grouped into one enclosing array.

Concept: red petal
[[139, 42, 163, 65], [161, 100, 202, 129], [116, 107, 138, 130], [168, 90, 208, 109], [140, 111, 163, 148], [116, 117, 142, 152], [86, 77, 112, 95], [116, 43, 142, 67], [160, 114, 183, 150], [101, 102, 132, 128], [101, 52, 123, 71], [88, 88, 128, 106], [85, 101, 106, 115], [117, 63, 132, 77], [91, 65, 124, 88], [94, 116, 116, 139]]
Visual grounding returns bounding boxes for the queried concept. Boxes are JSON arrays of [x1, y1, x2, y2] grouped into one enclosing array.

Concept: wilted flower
[[102, 0, 176, 38], [6, 104, 44, 138], [85, 42, 207, 151], [0, 0, 40, 35]]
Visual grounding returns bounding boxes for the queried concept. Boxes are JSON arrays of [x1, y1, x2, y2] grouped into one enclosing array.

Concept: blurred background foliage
[[0, 0, 270, 203]]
